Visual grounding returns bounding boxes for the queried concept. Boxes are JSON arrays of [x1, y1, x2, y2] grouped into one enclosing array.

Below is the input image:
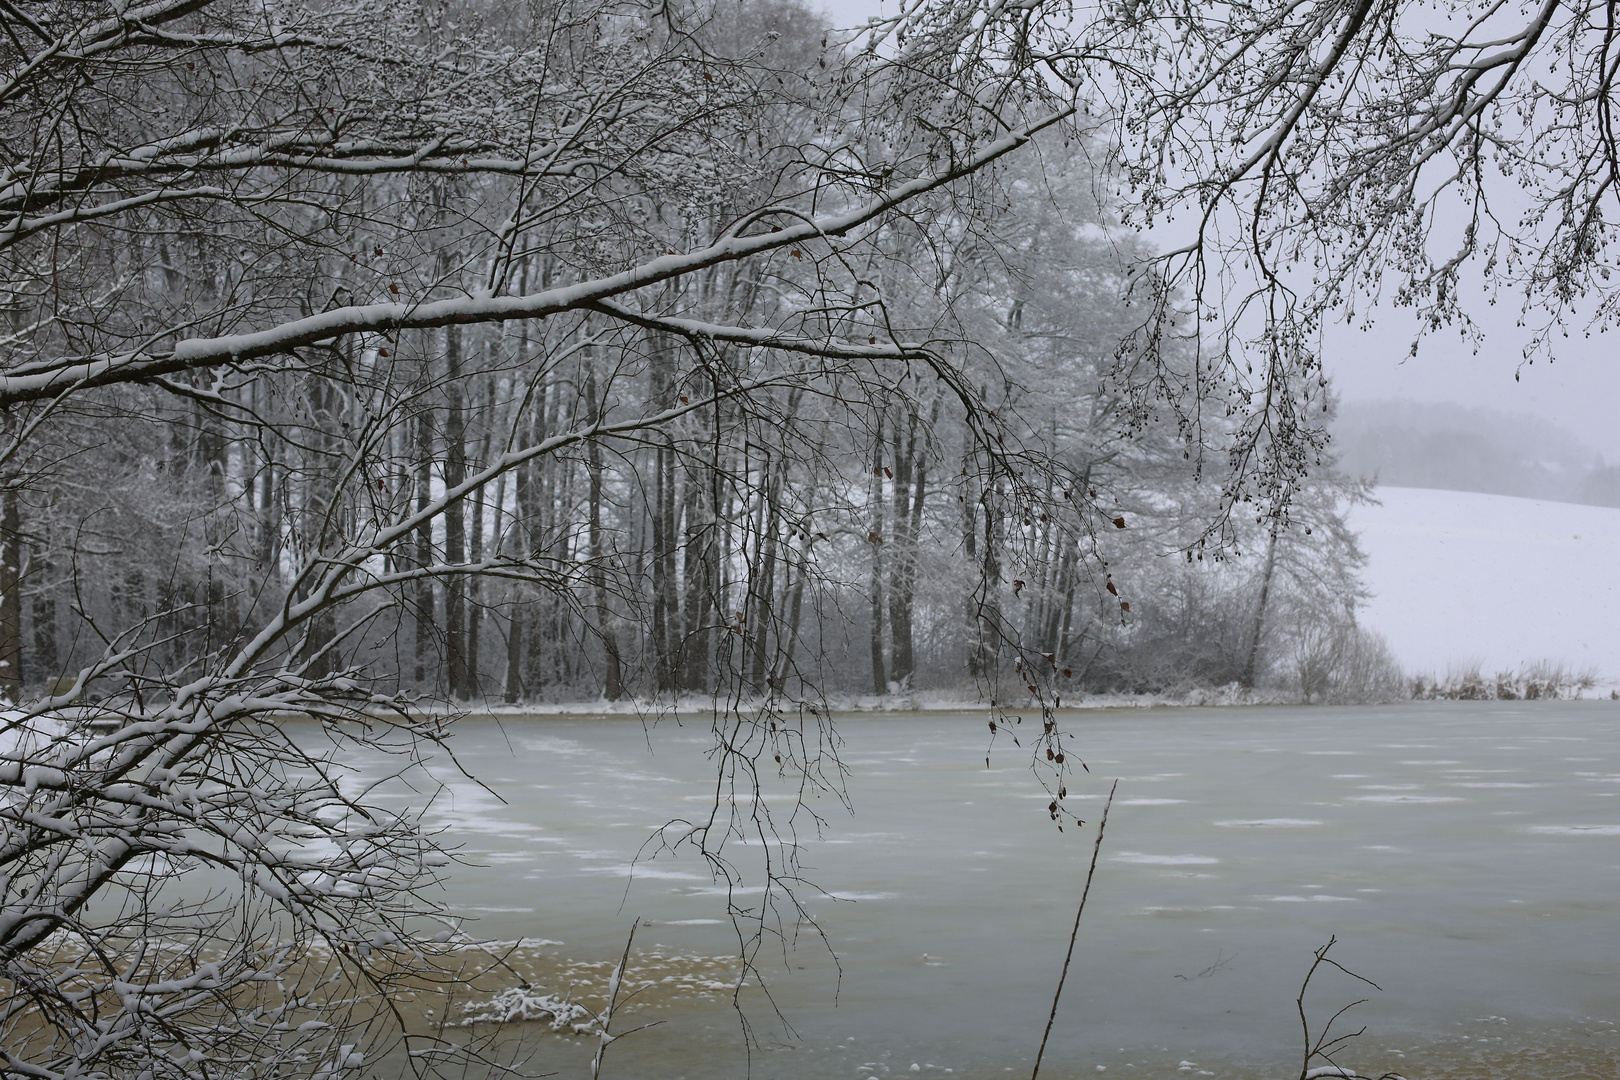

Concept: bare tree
[[1042, 0, 1620, 532], [0, 0, 1130, 1071], [0, 0, 1475, 1063]]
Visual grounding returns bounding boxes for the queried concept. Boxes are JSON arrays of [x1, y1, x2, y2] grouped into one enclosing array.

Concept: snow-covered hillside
[[1347, 487, 1620, 679]]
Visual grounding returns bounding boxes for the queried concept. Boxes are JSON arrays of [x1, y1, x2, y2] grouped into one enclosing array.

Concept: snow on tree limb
[[0, 109, 1068, 407]]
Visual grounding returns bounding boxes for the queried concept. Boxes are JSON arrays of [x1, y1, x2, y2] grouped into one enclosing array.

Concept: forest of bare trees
[[0, 199, 1369, 709], [13, 0, 1571, 1064], [0, 10, 1365, 711]]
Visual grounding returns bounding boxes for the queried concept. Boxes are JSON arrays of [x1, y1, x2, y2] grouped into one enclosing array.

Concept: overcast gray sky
[[809, 0, 1620, 461], [1323, 307, 1620, 461]]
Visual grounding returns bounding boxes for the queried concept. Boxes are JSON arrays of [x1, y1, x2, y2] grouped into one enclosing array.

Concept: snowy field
[[1348, 486, 1620, 679]]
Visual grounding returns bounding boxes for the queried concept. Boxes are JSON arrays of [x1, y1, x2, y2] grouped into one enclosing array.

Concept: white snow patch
[[1112, 852, 1219, 865], [1261, 895, 1359, 903], [0, 712, 70, 758], [1212, 818, 1323, 827], [458, 987, 594, 1032], [1348, 794, 1466, 803], [1524, 825, 1620, 836], [1349, 487, 1620, 676]]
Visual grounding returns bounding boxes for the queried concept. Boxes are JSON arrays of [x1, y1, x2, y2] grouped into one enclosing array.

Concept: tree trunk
[[1055, 544, 1080, 663], [505, 417, 529, 704], [746, 453, 784, 693], [255, 377, 282, 589], [1042, 541, 1073, 650], [1240, 518, 1282, 689], [961, 454, 981, 679], [649, 342, 681, 693], [1055, 465, 1091, 667], [0, 471, 22, 703], [772, 536, 811, 691], [975, 483, 1003, 679], [412, 388, 435, 687], [466, 414, 491, 699], [443, 325, 468, 698], [296, 372, 342, 680], [30, 550, 56, 688], [887, 405, 928, 689], [868, 423, 887, 695], [522, 351, 554, 695], [505, 266, 534, 704], [586, 366, 623, 701], [196, 393, 237, 655], [504, 489, 525, 706], [652, 438, 679, 691], [680, 400, 717, 693]]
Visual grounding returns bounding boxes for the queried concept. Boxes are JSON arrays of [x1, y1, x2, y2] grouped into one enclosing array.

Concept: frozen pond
[[372, 702, 1620, 1079]]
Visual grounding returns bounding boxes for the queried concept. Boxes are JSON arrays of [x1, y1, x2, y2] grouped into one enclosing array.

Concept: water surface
[[378, 702, 1620, 1079]]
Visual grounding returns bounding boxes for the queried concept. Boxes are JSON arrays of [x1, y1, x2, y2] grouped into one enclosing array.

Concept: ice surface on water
[[580, 865, 708, 880], [681, 884, 768, 897], [373, 702, 1620, 1080]]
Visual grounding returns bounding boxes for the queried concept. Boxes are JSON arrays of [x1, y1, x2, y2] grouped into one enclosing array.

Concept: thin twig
[[1297, 936, 1383, 1080], [1031, 779, 1117, 1080], [591, 918, 650, 1080]]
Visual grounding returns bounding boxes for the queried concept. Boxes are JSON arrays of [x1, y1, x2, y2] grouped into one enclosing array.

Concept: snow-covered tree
[[0, 0, 1132, 1071], [0, 0, 1452, 1065]]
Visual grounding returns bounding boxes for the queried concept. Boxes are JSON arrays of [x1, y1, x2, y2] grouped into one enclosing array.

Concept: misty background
[[1332, 400, 1620, 508]]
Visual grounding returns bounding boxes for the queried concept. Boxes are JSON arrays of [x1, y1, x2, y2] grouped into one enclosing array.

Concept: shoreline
[[421, 680, 1620, 722]]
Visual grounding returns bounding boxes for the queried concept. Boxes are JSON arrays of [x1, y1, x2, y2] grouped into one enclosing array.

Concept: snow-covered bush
[[1411, 662, 1599, 702]]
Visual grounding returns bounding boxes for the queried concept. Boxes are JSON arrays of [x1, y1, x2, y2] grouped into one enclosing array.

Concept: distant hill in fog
[[1333, 399, 1620, 507]]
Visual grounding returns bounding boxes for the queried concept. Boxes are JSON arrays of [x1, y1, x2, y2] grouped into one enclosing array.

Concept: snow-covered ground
[[1348, 486, 1620, 680]]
